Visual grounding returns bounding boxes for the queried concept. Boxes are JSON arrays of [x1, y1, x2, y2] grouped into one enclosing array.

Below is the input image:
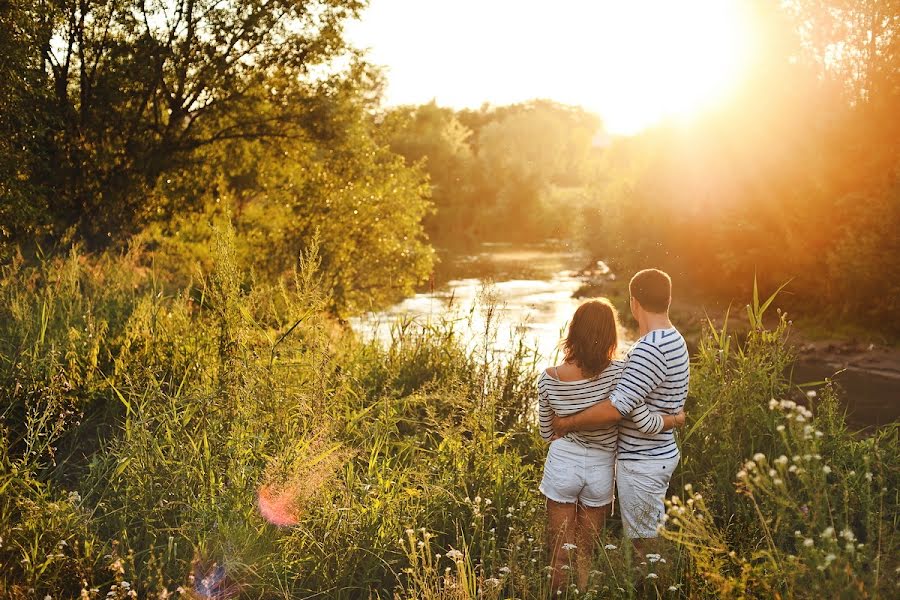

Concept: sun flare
[[348, 0, 756, 134]]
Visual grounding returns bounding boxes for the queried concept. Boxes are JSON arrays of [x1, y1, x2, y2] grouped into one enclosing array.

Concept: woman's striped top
[[537, 360, 625, 451], [609, 327, 690, 461]]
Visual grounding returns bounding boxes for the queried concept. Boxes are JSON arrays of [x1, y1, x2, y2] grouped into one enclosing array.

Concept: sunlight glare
[[347, 1, 755, 134]]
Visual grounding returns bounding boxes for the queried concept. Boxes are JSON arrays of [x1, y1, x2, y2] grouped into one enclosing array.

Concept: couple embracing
[[537, 268, 688, 590]]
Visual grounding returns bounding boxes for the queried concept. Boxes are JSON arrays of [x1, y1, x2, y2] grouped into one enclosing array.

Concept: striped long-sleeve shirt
[[610, 327, 690, 460]]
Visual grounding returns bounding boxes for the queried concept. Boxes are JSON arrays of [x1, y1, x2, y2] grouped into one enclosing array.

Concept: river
[[350, 242, 898, 429]]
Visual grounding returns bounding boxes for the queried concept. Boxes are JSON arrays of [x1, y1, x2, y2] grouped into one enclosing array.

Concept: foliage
[[380, 100, 601, 247], [580, 0, 900, 332], [0, 242, 896, 598], [0, 0, 365, 247]]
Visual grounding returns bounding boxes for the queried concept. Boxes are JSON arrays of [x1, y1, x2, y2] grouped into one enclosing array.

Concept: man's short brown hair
[[630, 269, 672, 313]]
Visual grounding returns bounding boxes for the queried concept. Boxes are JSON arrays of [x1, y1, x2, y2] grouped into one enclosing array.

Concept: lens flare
[[190, 561, 240, 600], [257, 483, 301, 526]]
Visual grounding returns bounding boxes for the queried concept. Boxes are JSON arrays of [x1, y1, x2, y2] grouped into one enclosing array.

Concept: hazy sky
[[345, 0, 752, 134]]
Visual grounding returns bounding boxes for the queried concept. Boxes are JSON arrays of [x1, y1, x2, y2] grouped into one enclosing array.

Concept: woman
[[537, 299, 683, 591]]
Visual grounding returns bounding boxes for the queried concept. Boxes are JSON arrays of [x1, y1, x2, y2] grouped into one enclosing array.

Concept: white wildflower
[[822, 465, 832, 475], [753, 453, 766, 463], [803, 538, 814, 547], [604, 544, 617, 550], [646, 573, 658, 579], [561, 543, 577, 551]]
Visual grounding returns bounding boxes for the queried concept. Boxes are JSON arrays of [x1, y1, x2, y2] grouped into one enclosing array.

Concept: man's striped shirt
[[610, 327, 690, 460]]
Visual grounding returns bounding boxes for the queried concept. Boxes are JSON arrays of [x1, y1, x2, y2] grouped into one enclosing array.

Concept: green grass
[[0, 238, 897, 599]]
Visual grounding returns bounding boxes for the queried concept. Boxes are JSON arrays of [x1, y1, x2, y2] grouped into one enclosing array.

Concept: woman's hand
[[673, 411, 686, 428]]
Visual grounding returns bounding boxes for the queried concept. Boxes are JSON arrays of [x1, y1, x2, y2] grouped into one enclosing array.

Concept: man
[[552, 268, 689, 545]]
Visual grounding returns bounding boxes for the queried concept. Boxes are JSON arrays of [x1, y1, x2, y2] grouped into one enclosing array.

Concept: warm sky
[[345, 0, 756, 135]]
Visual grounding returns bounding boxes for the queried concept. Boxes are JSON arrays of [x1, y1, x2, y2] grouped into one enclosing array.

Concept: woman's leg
[[575, 503, 609, 590], [546, 498, 577, 591]]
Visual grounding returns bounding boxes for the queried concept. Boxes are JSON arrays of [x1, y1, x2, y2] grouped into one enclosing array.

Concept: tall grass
[[0, 236, 896, 598]]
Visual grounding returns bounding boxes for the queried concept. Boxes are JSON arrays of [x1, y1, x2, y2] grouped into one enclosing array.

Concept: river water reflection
[[350, 242, 628, 365]]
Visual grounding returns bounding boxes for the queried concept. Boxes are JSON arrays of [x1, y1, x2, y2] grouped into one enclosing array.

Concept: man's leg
[[615, 455, 680, 544]]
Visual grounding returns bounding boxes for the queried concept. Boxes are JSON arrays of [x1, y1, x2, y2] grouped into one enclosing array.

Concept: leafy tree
[[2, 0, 364, 248]]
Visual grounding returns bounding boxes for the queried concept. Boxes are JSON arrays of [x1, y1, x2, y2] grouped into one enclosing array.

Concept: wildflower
[[841, 528, 856, 542], [646, 573, 658, 579], [795, 415, 806, 423], [604, 544, 617, 550], [405, 528, 414, 536], [484, 578, 501, 588], [561, 543, 577, 551], [806, 390, 817, 398], [822, 466, 832, 475], [820, 527, 835, 539], [646, 553, 661, 563], [446, 549, 464, 561], [769, 469, 777, 477], [815, 431, 824, 438], [753, 453, 766, 463], [474, 496, 481, 504], [499, 566, 511, 575], [668, 585, 678, 591], [824, 553, 836, 565], [776, 425, 785, 432], [803, 538, 814, 547], [768, 399, 779, 410], [484, 498, 492, 506], [773, 478, 783, 486], [789, 465, 798, 473], [684, 483, 693, 492], [865, 472, 873, 482], [736, 470, 748, 480]]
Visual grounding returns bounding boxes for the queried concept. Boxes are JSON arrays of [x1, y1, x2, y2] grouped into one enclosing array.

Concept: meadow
[[1, 230, 896, 599]]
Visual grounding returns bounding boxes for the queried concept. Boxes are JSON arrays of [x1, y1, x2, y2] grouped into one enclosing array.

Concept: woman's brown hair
[[561, 299, 619, 378]]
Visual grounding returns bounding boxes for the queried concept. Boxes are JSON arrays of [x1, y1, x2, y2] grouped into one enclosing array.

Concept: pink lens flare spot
[[257, 484, 300, 526]]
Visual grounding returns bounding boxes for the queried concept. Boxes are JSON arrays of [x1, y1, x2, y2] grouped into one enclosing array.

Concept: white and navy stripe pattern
[[538, 360, 624, 451], [610, 327, 690, 461]]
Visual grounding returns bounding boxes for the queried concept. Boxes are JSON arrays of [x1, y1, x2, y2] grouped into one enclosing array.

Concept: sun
[[571, 1, 755, 134], [347, 0, 756, 136]]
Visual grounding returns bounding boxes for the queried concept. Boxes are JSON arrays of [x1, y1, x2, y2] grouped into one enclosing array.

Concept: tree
[[2, 0, 364, 248]]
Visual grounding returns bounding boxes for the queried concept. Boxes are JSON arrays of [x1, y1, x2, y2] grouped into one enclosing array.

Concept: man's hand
[[551, 413, 572, 437]]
